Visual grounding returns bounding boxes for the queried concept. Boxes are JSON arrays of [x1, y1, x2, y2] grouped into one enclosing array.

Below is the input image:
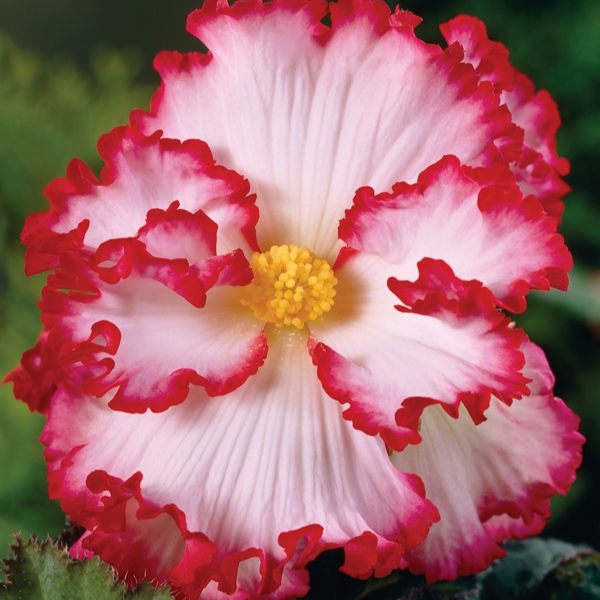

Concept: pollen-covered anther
[[240, 245, 337, 329]]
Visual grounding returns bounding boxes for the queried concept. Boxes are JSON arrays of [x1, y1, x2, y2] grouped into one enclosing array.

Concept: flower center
[[240, 245, 338, 329]]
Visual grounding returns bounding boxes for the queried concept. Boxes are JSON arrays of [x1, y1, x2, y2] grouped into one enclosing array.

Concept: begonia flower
[[8, 0, 583, 599]]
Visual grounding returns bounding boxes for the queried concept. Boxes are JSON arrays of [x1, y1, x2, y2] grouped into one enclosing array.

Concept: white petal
[[391, 339, 583, 582], [45, 328, 438, 597], [136, 0, 510, 258]]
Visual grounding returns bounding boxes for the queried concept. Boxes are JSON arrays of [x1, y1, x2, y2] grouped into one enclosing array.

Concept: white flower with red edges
[[7, 0, 584, 599]]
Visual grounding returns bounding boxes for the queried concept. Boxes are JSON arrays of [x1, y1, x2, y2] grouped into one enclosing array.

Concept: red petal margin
[[134, 203, 252, 289], [3, 329, 62, 414], [65, 470, 218, 592], [478, 340, 584, 535], [440, 15, 570, 222], [42, 383, 439, 599], [132, 0, 516, 181], [59, 469, 430, 600], [339, 156, 572, 313], [407, 260, 525, 417], [21, 125, 259, 275], [311, 258, 529, 452], [187, 0, 419, 42], [395, 338, 584, 582], [439, 15, 512, 94], [188, 0, 329, 35], [137, 202, 218, 262], [40, 238, 266, 413]]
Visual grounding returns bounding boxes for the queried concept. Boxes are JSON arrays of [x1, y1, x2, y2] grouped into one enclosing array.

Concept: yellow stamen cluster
[[241, 245, 338, 329]]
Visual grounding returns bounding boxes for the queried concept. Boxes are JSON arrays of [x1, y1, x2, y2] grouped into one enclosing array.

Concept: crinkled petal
[[310, 256, 529, 451], [134, 203, 250, 290], [3, 330, 62, 414], [509, 147, 571, 222], [438, 14, 512, 93], [392, 338, 584, 582], [440, 15, 569, 221], [133, 0, 514, 259], [482, 513, 547, 543], [43, 329, 439, 599], [339, 157, 571, 312], [505, 70, 569, 175], [136, 202, 218, 263], [40, 239, 266, 413], [22, 126, 258, 274]]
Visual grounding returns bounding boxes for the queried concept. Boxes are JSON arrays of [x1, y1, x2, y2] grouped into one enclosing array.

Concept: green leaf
[[0, 535, 172, 600], [478, 538, 599, 600], [542, 552, 600, 599], [478, 538, 600, 600], [351, 538, 600, 600], [351, 570, 479, 600]]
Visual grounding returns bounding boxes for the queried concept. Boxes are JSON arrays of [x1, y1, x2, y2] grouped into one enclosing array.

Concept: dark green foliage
[[542, 552, 600, 599], [0, 536, 172, 599], [478, 539, 597, 599], [342, 539, 600, 600]]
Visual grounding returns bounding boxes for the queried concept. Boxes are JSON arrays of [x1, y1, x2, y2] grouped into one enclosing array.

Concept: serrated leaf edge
[[1, 534, 173, 598]]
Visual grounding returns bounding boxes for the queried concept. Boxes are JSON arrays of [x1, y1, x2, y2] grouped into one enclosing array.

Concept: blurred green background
[[0, 0, 598, 578]]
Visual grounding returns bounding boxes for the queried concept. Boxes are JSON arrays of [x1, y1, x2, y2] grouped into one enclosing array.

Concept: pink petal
[[136, 203, 218, 263], [509, 147, 571, 223], [22, 126, 258, 274], [43, 329, 439, 599], [3, 329, 61, 414], [310, 256, 529, 451], [339, 156, 572, 312], [506, 72, 569, 175], [393, 337, 584, 582], [133, 0, 514, 258], [440, 15, 569, 221], [482, 513, 547, 543], [40, 239, 266, 413]]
